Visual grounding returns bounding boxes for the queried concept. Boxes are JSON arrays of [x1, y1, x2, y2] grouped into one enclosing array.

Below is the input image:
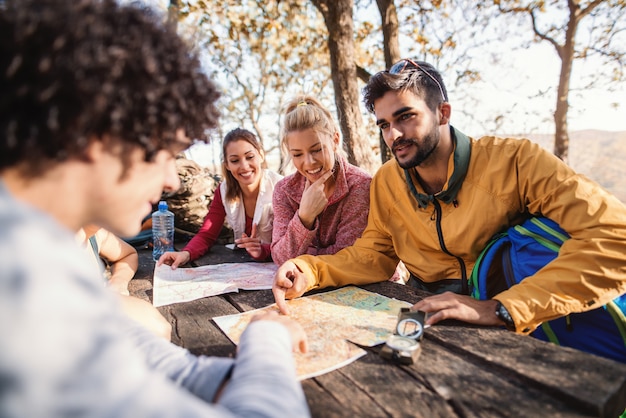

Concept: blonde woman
[[271, 95, 372, 266]]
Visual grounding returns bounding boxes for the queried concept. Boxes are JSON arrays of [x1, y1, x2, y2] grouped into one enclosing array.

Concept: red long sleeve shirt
[[183, 188, 271, 262]]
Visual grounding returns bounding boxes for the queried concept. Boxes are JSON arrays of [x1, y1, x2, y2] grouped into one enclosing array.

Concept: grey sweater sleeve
[[125, 318, 310, 417], [218, 320, 311, 417], [123, 319, 235, 403]]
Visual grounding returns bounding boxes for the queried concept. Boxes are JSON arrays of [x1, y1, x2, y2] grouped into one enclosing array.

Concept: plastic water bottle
[[152, 200, 174, 261]]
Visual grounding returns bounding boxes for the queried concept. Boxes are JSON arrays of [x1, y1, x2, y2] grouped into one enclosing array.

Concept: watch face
[[385, 335, 420, 352], [396, 318, 424, 339]]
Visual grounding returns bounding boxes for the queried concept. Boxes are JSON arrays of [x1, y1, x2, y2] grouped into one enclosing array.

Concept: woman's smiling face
[[286, 128, 338, 183], [224, 139, 264, 189]]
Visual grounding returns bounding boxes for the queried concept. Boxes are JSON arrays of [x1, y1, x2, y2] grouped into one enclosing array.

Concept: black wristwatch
[[495, 301, 515, 331]]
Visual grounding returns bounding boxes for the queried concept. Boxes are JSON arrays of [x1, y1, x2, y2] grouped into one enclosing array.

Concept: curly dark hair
[[0, 0, 221, 177]]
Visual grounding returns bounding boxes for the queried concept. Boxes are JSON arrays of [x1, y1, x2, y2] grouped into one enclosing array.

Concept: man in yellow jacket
[[272, 58, 626, 337]]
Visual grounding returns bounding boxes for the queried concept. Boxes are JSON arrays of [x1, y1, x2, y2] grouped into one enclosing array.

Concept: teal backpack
[[469, 216, 626, 363]]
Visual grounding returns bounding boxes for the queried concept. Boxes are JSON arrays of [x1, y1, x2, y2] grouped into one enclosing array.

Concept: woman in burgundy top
[[271, 95, 372, 266], [158, 128, 282, 268]]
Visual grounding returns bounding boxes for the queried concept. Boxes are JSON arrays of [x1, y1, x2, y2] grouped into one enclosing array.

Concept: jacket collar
[[404, 126, 471, 209]]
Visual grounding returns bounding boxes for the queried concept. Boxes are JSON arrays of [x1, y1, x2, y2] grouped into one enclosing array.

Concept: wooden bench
[[130, 245, 626, 417]]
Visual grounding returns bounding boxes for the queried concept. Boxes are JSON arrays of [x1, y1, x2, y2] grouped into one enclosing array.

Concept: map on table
[[213, 286, 412, 380], [152, 262, 277, 307]]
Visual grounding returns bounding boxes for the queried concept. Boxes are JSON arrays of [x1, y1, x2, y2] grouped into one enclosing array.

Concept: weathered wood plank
[[425, 323, 626, 418], [397, 341, 582, 417], [161, 296, 239, 358], [314, 352, 455, 418], [225, 290, 276, 312], [294, 379, 344, 418], [361, 282, 626, 417], [300, 377, 370, 418], [192, 245, 255, 266], [361, 280, 429, 304], [305, 343, 583, 418], [128, 247, 157, 303]]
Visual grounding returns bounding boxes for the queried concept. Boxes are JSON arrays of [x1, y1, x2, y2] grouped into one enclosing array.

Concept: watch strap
[[495, 301, 515, 331]]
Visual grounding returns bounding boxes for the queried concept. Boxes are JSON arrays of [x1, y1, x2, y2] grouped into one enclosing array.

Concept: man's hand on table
[[157, 250, 190, 269], [413, 292, 502, 327], [251, 311, 308, 353], [272, 261, 308, 315]]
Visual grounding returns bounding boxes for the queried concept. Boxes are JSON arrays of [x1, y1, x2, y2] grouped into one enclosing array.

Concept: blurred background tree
[[485, 0, 626, 163], [161, 0, 624, 177]]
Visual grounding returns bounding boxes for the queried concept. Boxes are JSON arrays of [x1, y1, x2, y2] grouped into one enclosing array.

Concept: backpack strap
[[539, 322, 561, 345], [606, 296, 626, 349], [513, 218, 568, 252], [470, 217, 568, 301], [529, 217, 569, 243], [469, 231, 509, 300]]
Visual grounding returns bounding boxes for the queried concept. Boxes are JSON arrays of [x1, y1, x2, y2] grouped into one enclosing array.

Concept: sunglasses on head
[[389, 58, 447, 103]]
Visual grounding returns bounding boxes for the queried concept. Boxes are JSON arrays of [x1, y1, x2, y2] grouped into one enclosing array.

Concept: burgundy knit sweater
[[271, 156, 371, 266]]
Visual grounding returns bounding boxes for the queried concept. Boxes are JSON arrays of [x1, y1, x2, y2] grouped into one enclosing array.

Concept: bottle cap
[[158, 200, 168, 211]]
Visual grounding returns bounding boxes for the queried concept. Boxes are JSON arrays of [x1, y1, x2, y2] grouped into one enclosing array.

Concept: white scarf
[[219, 169, 283, 244]]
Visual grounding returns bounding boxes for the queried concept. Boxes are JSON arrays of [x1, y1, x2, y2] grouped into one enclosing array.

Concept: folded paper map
[[152, 262, 277, 307], [213, 286, 411, 380]]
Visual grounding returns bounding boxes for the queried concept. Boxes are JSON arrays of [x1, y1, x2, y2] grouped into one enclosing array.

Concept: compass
[[380, 308, 426, 365]]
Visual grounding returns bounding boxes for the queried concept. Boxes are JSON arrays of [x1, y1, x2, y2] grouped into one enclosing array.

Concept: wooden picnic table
[[130, 244, 626, 418]]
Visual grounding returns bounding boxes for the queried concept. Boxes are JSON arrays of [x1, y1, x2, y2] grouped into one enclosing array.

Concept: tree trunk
[[376, 0, 401, 164], [553, 56, 571, 164], [376, 0, 401, 69], [311, 0, 377, 174], [553, 6, 579, 164], [168, 0, 179, 30]]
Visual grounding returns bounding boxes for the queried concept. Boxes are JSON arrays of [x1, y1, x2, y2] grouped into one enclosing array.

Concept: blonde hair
[[279, 95, 345, 171]]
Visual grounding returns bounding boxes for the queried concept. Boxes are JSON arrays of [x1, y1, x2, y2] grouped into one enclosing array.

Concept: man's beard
[[392, 127, 440, 169]]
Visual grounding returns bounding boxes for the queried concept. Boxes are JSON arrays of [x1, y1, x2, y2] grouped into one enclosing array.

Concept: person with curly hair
[[0, 0, 309, 416]]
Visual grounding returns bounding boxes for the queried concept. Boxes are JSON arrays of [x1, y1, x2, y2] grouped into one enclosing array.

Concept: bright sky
[[454, 42, 626, 137]]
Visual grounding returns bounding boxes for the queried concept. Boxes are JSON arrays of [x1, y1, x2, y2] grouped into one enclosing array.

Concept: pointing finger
[[273, 286, 290, 315]]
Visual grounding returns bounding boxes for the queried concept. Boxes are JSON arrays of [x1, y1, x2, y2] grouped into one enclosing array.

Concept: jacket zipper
[[433, 200, 468, 294]]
